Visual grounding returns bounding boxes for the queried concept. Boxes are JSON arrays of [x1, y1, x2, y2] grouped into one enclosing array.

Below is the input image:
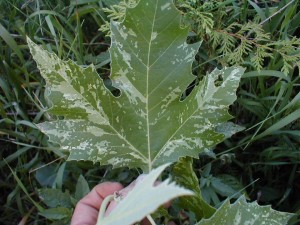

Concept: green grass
[[0, 0, 300, 224]]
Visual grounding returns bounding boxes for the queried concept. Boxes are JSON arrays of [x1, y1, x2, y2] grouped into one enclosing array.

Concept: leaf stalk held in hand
[[96, 195, 114, 225]]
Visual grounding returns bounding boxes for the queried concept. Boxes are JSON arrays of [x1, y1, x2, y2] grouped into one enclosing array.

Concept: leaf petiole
[[146, 215, 157, 225], [96, 194, 115, 225]]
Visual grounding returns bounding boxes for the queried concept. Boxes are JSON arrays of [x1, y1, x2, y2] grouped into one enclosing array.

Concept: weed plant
[[0, 0, 299, 224]]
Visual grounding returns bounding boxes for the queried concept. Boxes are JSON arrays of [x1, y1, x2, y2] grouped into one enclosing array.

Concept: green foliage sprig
[[99, 0, 139, 34], [174, 0, 300, 74]]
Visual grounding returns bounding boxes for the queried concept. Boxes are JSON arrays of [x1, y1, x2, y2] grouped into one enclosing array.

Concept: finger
[[141, 217, 152, 225], [71, 182, 123, 225]]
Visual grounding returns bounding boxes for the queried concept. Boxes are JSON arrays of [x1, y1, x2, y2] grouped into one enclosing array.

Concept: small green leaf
[[39, 207, 72, 220], [100, 163, 193, 225], [215, 174, 245, 197], [211, 177, 237, 197], [75, 175, 90, 200], [172, 157, 216, 220], [195, 196, 293, 225], [35, 164, 58, 187], [38, 188, 73, 208]]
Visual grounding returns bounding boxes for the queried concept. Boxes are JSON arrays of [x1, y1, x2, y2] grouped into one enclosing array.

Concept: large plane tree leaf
[[195, 196, 293, 225], [28, 0, 244, 172]]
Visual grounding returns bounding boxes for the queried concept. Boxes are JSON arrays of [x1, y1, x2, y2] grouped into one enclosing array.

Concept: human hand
[[71, 182, 123, 225], [71, 178, 176, 225]]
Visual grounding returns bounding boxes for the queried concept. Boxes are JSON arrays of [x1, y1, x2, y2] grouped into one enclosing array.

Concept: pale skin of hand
[[70, 181, 176, 225], [70, 182, 123, 225]]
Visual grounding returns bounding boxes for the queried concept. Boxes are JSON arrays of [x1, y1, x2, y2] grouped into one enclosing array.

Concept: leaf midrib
[[146, 0, 159, 172]]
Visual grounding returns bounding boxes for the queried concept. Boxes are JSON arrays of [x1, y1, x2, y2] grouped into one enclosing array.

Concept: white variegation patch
[[151, 32, 158, 41], [161, 2, 171, 11]]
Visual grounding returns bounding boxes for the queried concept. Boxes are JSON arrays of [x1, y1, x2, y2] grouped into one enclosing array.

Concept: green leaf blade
[[75, 175, 90, 200], [172, 157, 216, 220], [195, 196, 293, 225], [38, 188, 72, 208]]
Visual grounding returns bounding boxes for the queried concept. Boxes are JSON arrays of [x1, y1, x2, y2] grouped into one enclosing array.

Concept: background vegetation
[[0, 0, 299, 224]]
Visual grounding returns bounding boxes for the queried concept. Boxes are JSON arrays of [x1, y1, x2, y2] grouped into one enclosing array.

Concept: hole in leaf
[[214, 74, 223, 87], [103, 77, 121, 97], [180, 77, 198, 101]]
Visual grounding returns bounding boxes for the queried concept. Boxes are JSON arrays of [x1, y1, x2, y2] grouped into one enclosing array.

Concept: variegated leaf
[[195, 196, 293, 225], [28, 0, 244, 172], [99, 163, 193, 225]]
